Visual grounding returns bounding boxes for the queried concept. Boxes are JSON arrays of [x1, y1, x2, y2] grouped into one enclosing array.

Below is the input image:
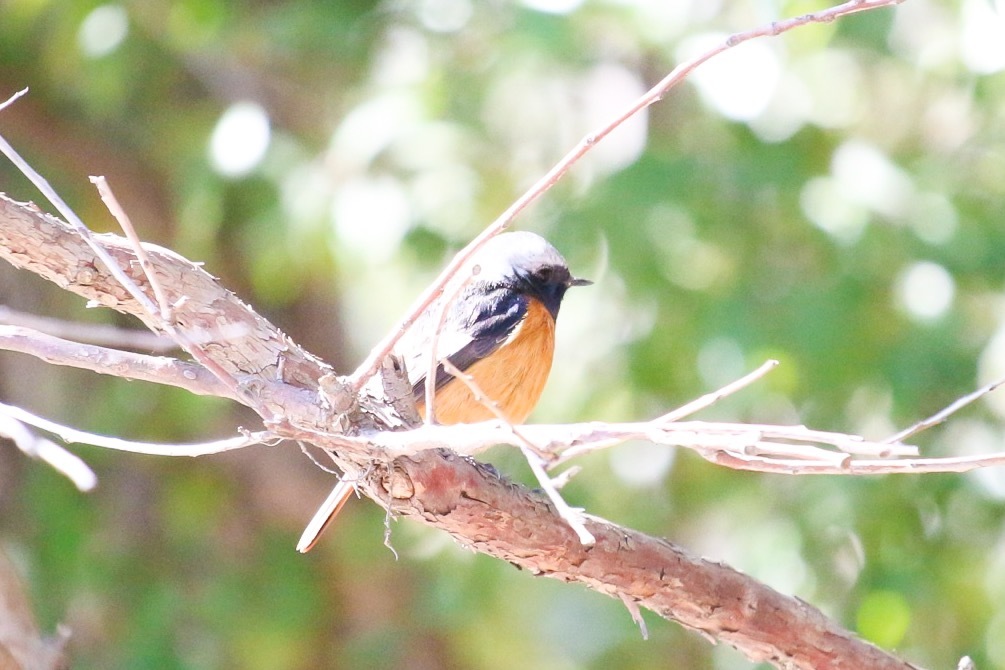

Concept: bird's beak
[[568, 276, 593, 287]]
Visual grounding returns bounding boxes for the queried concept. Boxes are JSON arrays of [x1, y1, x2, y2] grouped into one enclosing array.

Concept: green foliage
[[2, 0, 1004, 668]]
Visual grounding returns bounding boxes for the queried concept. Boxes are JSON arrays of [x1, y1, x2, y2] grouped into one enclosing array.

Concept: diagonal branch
[[0, 193, 329, 425], [0, 1, 922, 667], [348, 0, 906, 391], [0, 188, 918, 670]]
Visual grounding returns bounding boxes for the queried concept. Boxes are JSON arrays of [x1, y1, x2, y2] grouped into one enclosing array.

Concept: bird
[[297, 231, 590, 552]]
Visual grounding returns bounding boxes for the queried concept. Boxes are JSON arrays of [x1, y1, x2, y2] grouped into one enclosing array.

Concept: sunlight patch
[[208, 102, 271, 178]]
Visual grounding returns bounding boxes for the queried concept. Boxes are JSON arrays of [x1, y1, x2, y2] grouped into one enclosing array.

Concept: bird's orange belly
[[421, 299, 556, 424]]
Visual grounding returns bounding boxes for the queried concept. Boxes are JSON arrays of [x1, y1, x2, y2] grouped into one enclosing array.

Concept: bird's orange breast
[[421, 298, 556, 424]]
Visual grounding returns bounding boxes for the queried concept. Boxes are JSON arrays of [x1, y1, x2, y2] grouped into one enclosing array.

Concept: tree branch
[[347, 0, 907, 391], [0, 325, 234, 398], [0, 1, 924, 666], [0, 194, 328, 425], [0, 189, 919, 670], [0, 402, 270, 457], [0, 305, 176, 351]]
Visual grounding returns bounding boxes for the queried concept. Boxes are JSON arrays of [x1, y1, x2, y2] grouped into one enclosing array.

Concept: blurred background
[[1, 0, 1004, 668]]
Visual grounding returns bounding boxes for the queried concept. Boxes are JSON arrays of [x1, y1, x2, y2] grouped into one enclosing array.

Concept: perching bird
[[297, 231, 590, 552]]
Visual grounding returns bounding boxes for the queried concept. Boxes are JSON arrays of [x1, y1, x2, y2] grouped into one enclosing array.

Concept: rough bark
[[0, 193, 919, 669]]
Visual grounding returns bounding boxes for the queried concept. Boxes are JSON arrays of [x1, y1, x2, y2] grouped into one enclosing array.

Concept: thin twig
[[658, 360, 779, 423], [424, 270, 477, 425], [0, 402, 272, 456], [297, 441, 341, 475], [0, 87, 28, 113], [0, 135, 163, 321], [619, 592, 649, 640], [0, 306, 177, 351], [348, 0, 905, 392], [296, 478, 358, 553], [438, 360, 540, 456], [90, 176, 173, 321], [0, 135, 253, 407], [886, 375, 1005, 444], [0, 325, 239, 399], [704, 449, 1005, 476], [0, 414, 97, 491], [350, 229, 504, 392], [363, 418, 919, 470]]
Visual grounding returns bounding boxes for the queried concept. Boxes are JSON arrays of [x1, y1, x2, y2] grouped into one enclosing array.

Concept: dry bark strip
[[0, 193, 919, 669]]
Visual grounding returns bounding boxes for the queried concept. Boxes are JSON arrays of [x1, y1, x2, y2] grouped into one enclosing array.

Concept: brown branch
[[0, 191, 919, 669], [0, 1, 923, 666], [0, 549, 67, 670], [441, 358, 597, 545], [0, 194, 328, 425], [393, 449, 917, 670]]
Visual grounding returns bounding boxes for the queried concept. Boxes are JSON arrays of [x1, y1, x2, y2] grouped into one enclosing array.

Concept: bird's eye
[[535, 266, 555, 283]]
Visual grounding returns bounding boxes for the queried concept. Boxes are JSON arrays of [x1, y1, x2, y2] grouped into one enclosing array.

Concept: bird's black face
[[516, 264, 590, 319]]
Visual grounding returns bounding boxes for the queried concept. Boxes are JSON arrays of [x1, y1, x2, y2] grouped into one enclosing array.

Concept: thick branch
[[392, 450, 916, 670], [0, 194, 327, 425], [0, 194, 917, 669]]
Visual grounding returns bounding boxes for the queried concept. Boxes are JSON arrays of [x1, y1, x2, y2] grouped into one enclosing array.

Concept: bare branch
[[619, 592, 649, 641], [0, 413, 96, 491], [0, 549, 68, 670], [442, 359, 596, 545], [659, 359, 779, 422], [704, 448, 1005, 476], [1, 132, 253, 404], [0, 134, 164, 322], [0, 2, 926, 667], [390, 447, 917, 670], [0, 305, 177, 351], [0, 145, 922, 670], [348, 0, 906, 391], [0, 325, 236, 399], [0, 402, 272, 457], [296, 478, 358, 553], [886, 374, 1005, 444], [0, 87, 28, 113], [0, 193, 330, 426], [90, 175, 173, 322], [424, 269, 476, 424]]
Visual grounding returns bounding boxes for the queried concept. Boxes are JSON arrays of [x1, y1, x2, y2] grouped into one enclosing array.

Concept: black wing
[[410, 286, 527, 401]]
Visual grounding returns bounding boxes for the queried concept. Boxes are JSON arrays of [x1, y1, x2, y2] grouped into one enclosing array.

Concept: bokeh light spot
[[609, 440, 675, 488], [332, 176, 412, 261], [679, 35, 781, 121], [416, 0, 472, 33], [520, 0, 583, 14], [208, 101, 271, 179], [78, 4, 129, 59], [961, 0, 1005, 73], [831, 140, 914, 220], [894, 261, 955, 322], [800, 176, 869, 244]]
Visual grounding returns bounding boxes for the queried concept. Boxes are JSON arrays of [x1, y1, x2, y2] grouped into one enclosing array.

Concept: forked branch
[[0, 1, 929, 667]]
